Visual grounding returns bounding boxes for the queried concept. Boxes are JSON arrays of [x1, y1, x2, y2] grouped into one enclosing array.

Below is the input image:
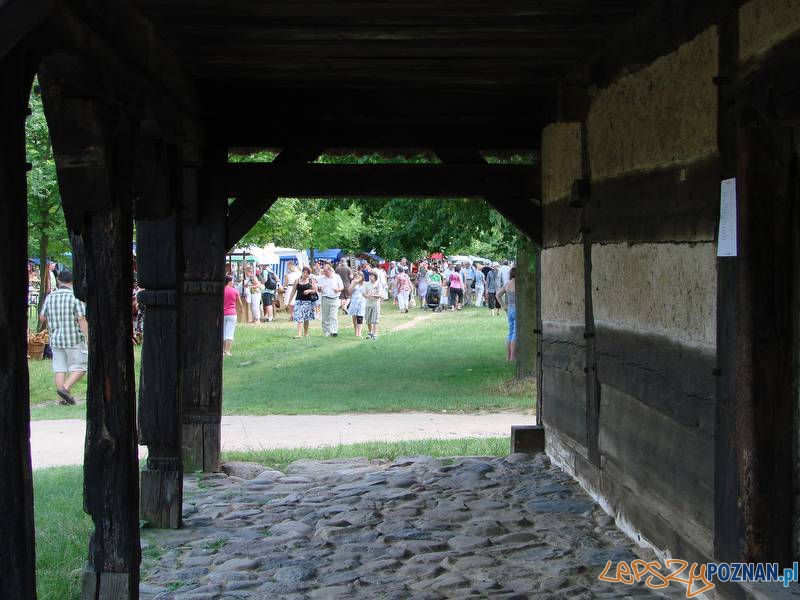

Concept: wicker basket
[[28, 341, 46, 360]]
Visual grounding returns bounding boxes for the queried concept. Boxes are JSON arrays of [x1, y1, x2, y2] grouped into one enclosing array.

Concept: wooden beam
[[0, 46, 37, 600], [216, 118, 544, 151], [0, 0, 53, 60], [31, 0, 198, 119], [435, 149, 542, 244], [716, 28, 799, 565], [223, 163, 539, 198], [226, 147, 322, 249]]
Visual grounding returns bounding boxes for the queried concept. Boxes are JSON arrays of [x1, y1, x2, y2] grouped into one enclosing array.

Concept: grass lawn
[[34, 437, 507, 599], [29, 304, 533, 420], [34, 466, 91, 600]]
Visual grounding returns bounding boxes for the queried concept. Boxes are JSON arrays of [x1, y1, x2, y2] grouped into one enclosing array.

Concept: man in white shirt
[[316, 263, 344, 336]]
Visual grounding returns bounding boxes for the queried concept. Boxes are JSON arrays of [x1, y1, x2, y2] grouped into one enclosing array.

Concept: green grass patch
[[222, 436, 509, 472], [29, 306, 533, 420], [34, 465, 91, 600], [222, 307, 531, 415]]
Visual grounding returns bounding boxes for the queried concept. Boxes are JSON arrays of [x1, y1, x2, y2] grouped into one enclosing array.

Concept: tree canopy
[[27, 83, 69, 263]]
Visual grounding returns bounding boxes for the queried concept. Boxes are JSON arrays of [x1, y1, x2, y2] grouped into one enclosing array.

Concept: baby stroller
[[426, 283, 442, 312]]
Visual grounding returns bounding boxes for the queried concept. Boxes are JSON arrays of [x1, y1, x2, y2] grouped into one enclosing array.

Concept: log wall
[[542, 24, 723, 568], [541, 1, 800, 581]]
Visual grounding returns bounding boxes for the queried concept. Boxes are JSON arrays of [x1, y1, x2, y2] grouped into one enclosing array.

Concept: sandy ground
[[30, 411, 534, 470]]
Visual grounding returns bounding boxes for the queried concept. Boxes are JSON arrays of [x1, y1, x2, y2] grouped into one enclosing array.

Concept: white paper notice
[[717, 178, 737, 257]]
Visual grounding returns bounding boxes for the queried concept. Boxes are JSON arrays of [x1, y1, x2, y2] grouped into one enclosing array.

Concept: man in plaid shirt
[[40, 270, 88, 405]]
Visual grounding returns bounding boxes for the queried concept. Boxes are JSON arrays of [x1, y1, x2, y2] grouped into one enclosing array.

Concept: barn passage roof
[[133, 0, 647, 149]]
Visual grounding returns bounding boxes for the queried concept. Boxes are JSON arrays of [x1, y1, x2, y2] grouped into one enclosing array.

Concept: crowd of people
[[223, 256, 518, 361]]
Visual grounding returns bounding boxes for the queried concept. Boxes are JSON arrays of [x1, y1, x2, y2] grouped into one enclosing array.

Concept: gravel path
[[30, 411, 533, 470], [140, 454, 680, 599]]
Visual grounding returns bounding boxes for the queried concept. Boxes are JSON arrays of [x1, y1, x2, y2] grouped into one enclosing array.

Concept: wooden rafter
[[223, 162, 540, 199]]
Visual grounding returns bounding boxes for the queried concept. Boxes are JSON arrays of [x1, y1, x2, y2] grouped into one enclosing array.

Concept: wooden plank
[[0, 46, 37, 600], [595, 326, 716, 436], [136, 0, 644, 20], [727, 122, 796, 565], [714, 7, 744, 566], [545, 155, 722, 247], [599, 384, 715, 554], [216, 117, 545, 149], [541, 322, 587, 447], [223, 163, 540, 198]]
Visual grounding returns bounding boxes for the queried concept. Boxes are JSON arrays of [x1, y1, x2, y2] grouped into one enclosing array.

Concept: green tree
[[237, 197, 311, 249], [27, 82, 69, 318]]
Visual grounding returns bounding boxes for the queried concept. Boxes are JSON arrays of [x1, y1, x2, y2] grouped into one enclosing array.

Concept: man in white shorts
[[40, 270, 88, 405]]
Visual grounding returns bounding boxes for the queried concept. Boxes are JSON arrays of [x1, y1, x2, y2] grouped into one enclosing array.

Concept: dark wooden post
[[137, 213, 183, 528], [515, 235, 539, 380], [181, 150, 227, 472], [135, 134, 184, 528], [0, 46, 37, 600], [39, 67, 140, 600]]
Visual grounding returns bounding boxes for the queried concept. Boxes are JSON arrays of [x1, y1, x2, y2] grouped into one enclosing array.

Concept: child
[[363, 271, 384, 339]]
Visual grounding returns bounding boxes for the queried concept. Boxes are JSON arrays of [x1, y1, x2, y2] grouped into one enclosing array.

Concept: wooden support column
[[137, 214, 183, 528], [182, 150, 227, 473], [135, 133, 184, 528], [39, 68, 140, 599], [0, 46, 37, 600]]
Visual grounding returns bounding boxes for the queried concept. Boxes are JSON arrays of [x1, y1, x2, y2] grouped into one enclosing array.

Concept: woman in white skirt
[[347, 273, 366, 337]]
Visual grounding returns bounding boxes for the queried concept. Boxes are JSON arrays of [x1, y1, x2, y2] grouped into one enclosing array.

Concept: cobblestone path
[[141, 454, 683, 599]]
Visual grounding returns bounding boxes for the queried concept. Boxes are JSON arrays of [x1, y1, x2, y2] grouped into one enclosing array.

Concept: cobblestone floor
[[141, 454, 684, 599]]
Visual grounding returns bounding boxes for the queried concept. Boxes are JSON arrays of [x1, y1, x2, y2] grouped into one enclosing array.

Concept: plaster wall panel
[[542, 122, 583, 203], [541, 244, 584, 325], [592, 242, 716, 348], [588, 27, 718, 179], [739, 0, 800, 61]]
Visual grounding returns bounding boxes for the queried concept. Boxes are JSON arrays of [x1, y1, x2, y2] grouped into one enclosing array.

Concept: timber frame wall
[[2, 1, 800, 599], [540, 1, 800, 597]]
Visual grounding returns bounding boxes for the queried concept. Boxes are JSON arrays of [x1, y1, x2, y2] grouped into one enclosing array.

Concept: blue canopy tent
[[354, 251, 383, 263], [308, 248, 345, 263]]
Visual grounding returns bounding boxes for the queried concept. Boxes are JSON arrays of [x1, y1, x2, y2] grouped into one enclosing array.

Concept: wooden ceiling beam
[[0, 0, 53, 60], [32, 0, 199, 114], [223, 163, 540, 199], [212, 118, 544, 150], [226, 147, 323, 248], [436, 149, 542, 244]]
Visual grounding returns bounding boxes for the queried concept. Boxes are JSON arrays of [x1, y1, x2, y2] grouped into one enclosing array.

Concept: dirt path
[[30, 411, 534, 470], [390, 314, 432, 332]]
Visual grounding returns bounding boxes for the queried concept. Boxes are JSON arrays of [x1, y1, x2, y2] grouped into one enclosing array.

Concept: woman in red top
[[223, 276, 243, 356]]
